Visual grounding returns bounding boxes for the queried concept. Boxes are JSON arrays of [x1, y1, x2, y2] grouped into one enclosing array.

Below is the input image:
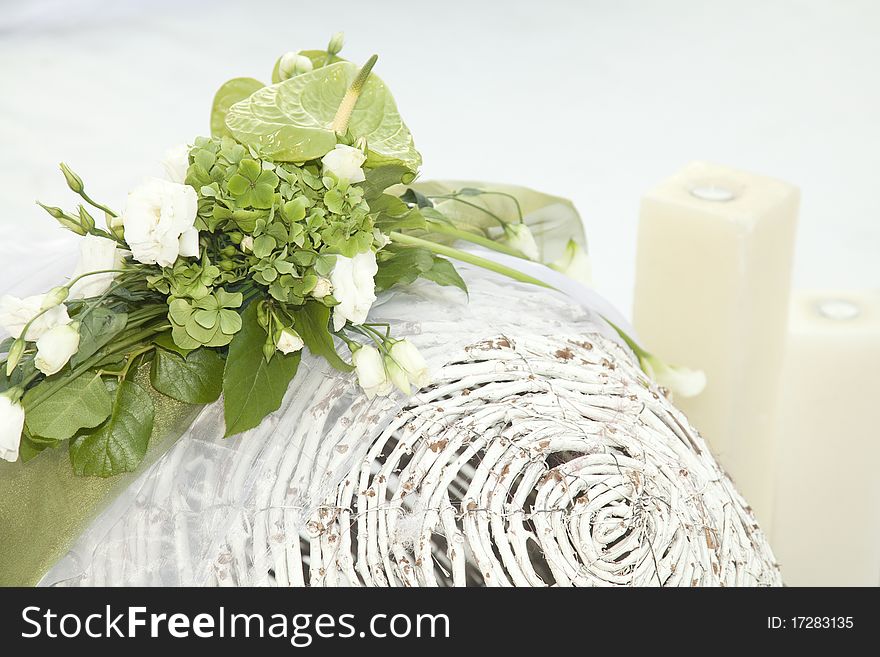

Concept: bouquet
[[0, 34, 703, 478]]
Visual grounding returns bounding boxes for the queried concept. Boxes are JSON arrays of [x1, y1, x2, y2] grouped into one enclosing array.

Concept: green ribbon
[[0, 370, 200, 586]]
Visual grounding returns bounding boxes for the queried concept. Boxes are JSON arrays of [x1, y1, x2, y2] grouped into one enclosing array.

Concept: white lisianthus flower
[[641, 354, 706, 398], [161, 143, 190, 184], [330, 250, 378, 331], [240, 235, 254, 253], [276, 328, 304, 354], [385, 356, 410, 395], [389, 340, 430, 389], [34, 322, 80, 376], [0, 390, 25, 463], [0, 294, 70, 340], [550, 239, 592, 286], [69, 235, 122, 299], [321, 144, 366, 183], [503, 223, 540, 261], [311, 277, 332, 299], [352, 345, 392, 399], [122, 178, 199, 267]]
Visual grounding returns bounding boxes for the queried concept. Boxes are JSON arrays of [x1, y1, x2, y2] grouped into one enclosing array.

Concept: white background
[[1, 0, 878, 312]]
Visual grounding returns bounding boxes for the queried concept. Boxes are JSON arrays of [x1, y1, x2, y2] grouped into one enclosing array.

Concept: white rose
[[122, 178, 199, 267], [330, 250, 377, 331], [311, 277, 332, 299], [0, 391, 25, 462], [389, 340, 430, 389], [321, 144, 366, 183], [352, 345, 391, 399], [0, 294, 70, 340], [550, 239, 592, 286], [641, 354, 706, 398], [69, 235, 122, 299], [162, 143, 191, 184], [503, 223, 540, 261], [34, 322, 80, 376], [276, 328, 304, 354]]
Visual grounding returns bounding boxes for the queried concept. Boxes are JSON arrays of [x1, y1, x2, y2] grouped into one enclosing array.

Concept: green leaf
[[150, 347, 224, 404], [293, 302, 353, 372], [363, 165, 417, 201], [210, 77, 265, 138], [422, 256, 468, 294], [68, 381, 154, 477], [226, 61, 421, 170], [70, 308, 128, 368], [153, 331, 193, 357], [222, 302, 301, 437], [24, 372, 112, 441], [374, 247, 434, 291]]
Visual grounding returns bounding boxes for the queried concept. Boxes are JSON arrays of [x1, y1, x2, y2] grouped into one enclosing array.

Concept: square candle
[[633, 162, 799, 528], [771, 290, 880, 586]]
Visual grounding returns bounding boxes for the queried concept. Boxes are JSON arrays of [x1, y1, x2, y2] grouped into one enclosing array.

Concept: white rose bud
[[502, 223, 540, 261], [550, 239, 592, 286], [122, 178, 199, 267], [389, 340, 430, 389], [161, 143, 190, 184], [352, 345, 392, 399], [0, 294, 70, 341], [641, 354, 706, 398], [34, 322, 80, 376], [41, 286, 69, 310], [321, 144, 366, 184], [69, 234, 122, 299], [311, 277, 332, 299], [276, 327, 304, 354], [240, 235, 254, 253], [385, 356, 410, 395], [279, 52, 314, 79], [330, 250, 377, 331], [0, 389, 25, 463]]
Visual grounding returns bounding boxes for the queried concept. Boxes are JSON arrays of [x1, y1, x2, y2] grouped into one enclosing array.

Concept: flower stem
[[388, 232, 552, 289], [332, 55, 378, 135], [425, 220, 525, 258]]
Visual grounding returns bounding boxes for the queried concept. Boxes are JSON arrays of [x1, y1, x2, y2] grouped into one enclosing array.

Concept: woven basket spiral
[[207, 331, 780, 587]]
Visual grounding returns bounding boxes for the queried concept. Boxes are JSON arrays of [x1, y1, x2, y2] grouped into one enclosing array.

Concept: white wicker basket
[[45, 271, 781, 587]]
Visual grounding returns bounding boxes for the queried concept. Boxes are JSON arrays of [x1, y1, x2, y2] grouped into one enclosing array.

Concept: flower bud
[[262, 339, 276, 363], [221, 245, 237, 258], [229, 231, 243, 245], [78, 205, 95, 231], [384, 355, 410, 395], [327, 31, 344, 56], [352, 345, 392, 399], [389, 340, 430, 388], [0, 387, 25, 463], [59, 162, 84, 194], [640, 353, 706, 398], [219, 260, 235, 271], [106, 211, 125, 239], [502, 223, 540, 261], [38, 202, 87, 236], [41, 286, 69, 310], [279, 52, 314, 80], [240, 235, 254, 252], [275, 327, 304, 354], [256, 300, 270, 328], [550, 239, 592, 286], [311, 277, 332, 299], [34, 322, 80, 376], [5, 339, 25, 377]]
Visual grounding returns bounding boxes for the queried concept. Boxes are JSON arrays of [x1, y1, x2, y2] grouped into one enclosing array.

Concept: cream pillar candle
[[771, 290, 880, 586], [632, 162, 799, 528]]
